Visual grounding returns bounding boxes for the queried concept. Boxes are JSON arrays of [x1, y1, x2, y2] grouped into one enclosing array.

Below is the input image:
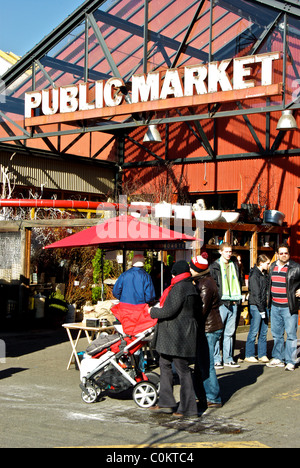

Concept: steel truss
[[0, 0, 300, 167]]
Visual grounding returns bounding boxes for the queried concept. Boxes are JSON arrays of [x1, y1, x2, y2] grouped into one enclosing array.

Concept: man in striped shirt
[[267, 244, 300, 371]]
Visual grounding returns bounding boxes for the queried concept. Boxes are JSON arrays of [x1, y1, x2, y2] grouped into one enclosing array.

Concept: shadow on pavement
[[0, 367, 28, 380], [1, 328, 69, 358], [218, 364, 264, 404]]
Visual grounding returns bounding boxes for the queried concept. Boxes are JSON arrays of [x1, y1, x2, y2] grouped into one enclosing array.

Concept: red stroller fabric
[[111, 302, 157, 335]]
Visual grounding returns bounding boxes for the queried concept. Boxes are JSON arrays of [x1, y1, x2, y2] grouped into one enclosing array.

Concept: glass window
[[190, 192, 238, 210]]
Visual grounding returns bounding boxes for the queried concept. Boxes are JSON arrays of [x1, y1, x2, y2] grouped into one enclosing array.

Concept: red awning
[[44, 215, 197, 250]]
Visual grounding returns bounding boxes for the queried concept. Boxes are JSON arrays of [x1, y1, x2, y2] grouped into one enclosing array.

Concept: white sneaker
[[224, 361, 240, 368], [258, 356, 269, 363], [266, 359, 285, 368], [214, 362, 223, 369], [285, 363, 295, 371], [244, 357, 258, 363]]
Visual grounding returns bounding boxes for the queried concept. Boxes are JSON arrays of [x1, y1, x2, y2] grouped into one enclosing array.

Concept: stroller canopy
[[111, 302, 157, 336]]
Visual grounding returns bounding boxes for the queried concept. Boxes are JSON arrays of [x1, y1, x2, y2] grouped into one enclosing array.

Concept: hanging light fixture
[[276, 110, 298, 131], [143, 124, 162, 143]]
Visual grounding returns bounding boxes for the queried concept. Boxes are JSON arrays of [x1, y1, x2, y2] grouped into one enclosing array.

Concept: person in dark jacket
[[266, 244, 300, 371], [245, 255, 270, 363], [190, 254, 223, 408], [149, 260, 198, 418]]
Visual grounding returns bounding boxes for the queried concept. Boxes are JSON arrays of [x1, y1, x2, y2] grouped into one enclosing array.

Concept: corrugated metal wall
[[124, 156, 299, 224], [0, 151, 115, 195], [124, 110, 300, 229]]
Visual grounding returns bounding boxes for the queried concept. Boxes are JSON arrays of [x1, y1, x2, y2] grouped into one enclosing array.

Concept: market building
[[0, 0, 299, 322]]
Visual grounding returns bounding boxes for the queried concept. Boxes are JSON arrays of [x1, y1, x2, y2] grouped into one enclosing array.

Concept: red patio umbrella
[[44, 215, 198, 298], [44, 215, 197, 250]]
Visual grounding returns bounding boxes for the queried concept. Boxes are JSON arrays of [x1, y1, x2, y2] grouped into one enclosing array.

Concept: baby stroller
[[79, 302, 160, 408]]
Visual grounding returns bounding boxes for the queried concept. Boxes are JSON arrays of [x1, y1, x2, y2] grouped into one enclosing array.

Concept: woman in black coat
[[149, 260, 198, 418], [245, 254, 270, 363]]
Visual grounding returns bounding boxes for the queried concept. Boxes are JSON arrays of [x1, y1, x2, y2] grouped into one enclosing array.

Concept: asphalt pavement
[[1, 324, 300, 449]]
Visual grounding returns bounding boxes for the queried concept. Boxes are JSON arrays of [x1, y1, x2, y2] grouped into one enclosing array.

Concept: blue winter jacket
[[113, 267, 156, 305]]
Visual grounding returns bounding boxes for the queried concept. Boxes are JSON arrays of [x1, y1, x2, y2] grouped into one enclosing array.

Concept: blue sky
[[0, 0, 85, 56]]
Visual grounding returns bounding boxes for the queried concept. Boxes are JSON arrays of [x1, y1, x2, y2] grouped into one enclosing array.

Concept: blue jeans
[[245, 305, 269, 358], [270, 305, 298, 365], [214, 303, 237, 364], [195, 330, 223, 404]]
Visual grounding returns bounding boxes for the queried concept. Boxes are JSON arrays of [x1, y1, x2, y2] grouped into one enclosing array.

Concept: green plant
[[144, 255, 152, 274], [92, 285, 103, 303], [92, 249, 113, 302]]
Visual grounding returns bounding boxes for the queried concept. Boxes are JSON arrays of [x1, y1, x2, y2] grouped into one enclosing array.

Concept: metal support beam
[[143, 0, 149, 74], [115, 134, 125, 197], [87, 12, 122, 80], [122, 147, 300, 168], [84, 15, 89, 83], [35, 60, 56, 88], [87, 11, 133, 108], [0, 110, 30, 138], [186, 108, 215, 159], [93, 9, 207, 63], [236, 102, 265, 155], [0, 102, 286, 144], [41, 56, 108, 82], [251, 0, 300, 18], [126, 135, 165, 165], [171, 0, 206, 68], [250, 12, 283, 55]]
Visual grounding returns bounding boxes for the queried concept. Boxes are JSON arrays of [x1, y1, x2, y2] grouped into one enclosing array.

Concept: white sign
[[25, 52, 280, 119]]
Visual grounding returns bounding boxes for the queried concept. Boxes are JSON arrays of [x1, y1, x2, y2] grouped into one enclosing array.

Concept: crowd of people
[[113, 244, 300, 418]]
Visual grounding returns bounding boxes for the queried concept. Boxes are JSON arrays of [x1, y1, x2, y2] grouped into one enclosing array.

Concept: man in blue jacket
[[113, 254, 156, 305]]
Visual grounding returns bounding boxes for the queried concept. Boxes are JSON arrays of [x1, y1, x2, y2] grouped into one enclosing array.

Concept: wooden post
[[250, 231, 257, 268]]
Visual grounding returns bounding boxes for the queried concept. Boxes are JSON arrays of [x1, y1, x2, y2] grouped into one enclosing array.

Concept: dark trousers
[[158, 354, 198, 416]]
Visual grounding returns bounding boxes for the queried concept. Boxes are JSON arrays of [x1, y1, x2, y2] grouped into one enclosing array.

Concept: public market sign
[[25, 52, 281, 126]]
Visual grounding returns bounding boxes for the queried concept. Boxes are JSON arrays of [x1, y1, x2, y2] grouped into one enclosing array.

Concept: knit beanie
[[190, 253, 209, 273], [171, 260, 190, 276]]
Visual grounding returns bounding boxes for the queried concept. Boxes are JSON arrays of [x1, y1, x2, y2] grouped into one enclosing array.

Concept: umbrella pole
[[101, 251, 104, 301], [161, 255, 163, 296], [122, 248, 126, 272]]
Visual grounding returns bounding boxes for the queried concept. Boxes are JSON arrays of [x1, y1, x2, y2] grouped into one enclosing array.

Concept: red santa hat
[[190, 253, 209, 273]]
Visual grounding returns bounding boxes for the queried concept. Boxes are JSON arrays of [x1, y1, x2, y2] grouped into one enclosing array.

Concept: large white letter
[[184, 65, 208, 96], [95, 80, 104, 109], [60, 85, 79, 113], [255, 52, 280, 86], [208, 59, 232, 93], [25, 91, 42, 118], [233, 56, 255, 90], [132, 72, 160, 103], [104, 78, 124, 107], [41, 88, 59, 115], [79, 83, 95, 111], [160, 69, 184, 99]]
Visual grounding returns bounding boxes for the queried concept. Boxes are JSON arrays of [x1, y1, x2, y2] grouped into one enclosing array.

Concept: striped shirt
[[271, 263, 289, 307]]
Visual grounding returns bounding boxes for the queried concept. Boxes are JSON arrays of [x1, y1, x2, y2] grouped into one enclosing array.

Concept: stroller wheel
[[133, 381, 158, 408], [145, 372, 160, 394], [81, 384, 99, 404]]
